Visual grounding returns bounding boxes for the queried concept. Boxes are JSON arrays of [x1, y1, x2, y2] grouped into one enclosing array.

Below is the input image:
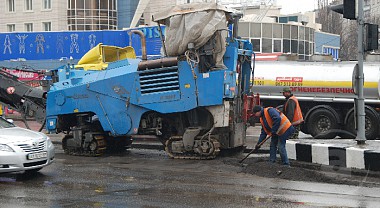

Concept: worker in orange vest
[[252, 105, 295, 166], [282, 87, 304, 139]]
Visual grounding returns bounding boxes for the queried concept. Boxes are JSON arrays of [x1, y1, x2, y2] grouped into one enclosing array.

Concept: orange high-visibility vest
[[285, 95, 304, 126], [260, 107, 292, 136]]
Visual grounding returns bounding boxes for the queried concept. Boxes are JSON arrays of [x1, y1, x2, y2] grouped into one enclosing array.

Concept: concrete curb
[[287, 140, 380, 172]]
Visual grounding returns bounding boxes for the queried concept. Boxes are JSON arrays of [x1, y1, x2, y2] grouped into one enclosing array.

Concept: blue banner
[[0, 26, 164, 61]]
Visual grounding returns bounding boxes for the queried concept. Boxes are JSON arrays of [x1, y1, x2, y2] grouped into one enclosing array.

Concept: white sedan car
[[0, 117, 55, 173]]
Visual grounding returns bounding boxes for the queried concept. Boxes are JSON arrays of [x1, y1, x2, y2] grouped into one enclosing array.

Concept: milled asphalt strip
[[52, 140, 269, 153]]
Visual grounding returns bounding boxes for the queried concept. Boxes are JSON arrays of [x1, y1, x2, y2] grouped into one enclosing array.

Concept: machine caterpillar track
[[165, 135, 221, 160]]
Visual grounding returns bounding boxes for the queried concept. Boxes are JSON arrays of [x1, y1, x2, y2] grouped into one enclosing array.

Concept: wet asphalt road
[[1, 144, 380, 208]]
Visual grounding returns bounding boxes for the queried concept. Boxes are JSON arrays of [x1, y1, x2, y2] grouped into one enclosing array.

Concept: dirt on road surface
[[224, 156, 380, 188]]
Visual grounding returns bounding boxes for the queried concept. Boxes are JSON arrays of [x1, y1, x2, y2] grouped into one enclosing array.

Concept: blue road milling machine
[[45, 3, 257, 159]]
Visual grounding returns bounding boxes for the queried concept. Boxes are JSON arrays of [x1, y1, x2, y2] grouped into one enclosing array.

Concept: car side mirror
[[6, 119, 14, 123]]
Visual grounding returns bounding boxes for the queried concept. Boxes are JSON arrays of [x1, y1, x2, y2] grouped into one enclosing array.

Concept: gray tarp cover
[[152, 3, 231, 63]]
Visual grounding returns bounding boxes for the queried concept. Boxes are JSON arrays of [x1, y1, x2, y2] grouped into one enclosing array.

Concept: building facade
[[1, 0, 67, 32], [135, 0, 215, 27], [67, 0, 117, 31], [239, 22, 315, 60], [117, 0, 139, 29], [364, 0, 380, 20], [0, 0, 118, 32]]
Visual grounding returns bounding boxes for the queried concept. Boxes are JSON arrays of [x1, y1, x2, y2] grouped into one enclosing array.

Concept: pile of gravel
[[224, 157, 380, 187]]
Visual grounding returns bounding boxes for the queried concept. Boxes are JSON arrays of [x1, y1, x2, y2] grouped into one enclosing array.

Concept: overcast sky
[[276, 0, 317, 14]]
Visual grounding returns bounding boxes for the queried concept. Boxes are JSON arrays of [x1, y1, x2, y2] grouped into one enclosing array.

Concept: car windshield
[[0, 117, 16, 128]]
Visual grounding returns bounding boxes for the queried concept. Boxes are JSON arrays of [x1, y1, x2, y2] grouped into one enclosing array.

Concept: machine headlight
[[0, 144, 15, 152]]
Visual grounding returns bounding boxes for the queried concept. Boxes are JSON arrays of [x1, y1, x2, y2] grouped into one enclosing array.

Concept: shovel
[[239, 135, 271, 163]]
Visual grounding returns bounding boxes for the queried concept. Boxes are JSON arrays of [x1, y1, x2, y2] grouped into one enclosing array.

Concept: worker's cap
[[281, 87, 291, 93], [252, 105, 262, 113]]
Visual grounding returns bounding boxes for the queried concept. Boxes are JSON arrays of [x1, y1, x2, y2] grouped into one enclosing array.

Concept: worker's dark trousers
[[289, 125, 301, 139], [270, 126, 295, 165]]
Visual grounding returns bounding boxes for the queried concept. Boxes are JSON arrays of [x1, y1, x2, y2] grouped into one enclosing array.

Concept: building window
[[305, 27, 310, 41], [250, 23, 261, 37], [299, 26, 305, 40], [43, 0, 51, 9], [305, 41, 310, 55], [299, 41, 305, 55], [278, 17, 288, 23], [67, 0, 117, 31], [262, 23, 272, 38], [25, 0, 33, 11], [239, 22, 249, 37], [25, 23, 33, 31], [7, 24, 15, 32], [7, 0, 15, 12], [291, 25, 298, 40], [262, 38, 272, 53], [283, 39, 290, 53], [291, 40, 298, 53], [43, 22, 51, 31], [288, 16, 298, 22], [273, 39, 282, 52], [251, 39, 261, 52], [273, 24, 282, 38], [283, 25, 290, 39]]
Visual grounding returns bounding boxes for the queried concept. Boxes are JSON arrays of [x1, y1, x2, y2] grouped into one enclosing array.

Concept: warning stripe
[[253, 80, 378, 88]]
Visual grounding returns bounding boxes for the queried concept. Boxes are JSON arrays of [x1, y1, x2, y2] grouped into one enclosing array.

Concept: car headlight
[[0, 144, 15, 152], [47, 137, 54, 149]]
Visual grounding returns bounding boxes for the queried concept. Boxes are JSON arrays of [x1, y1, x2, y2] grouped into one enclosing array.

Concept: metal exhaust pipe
[[131, 30, 147, 61]]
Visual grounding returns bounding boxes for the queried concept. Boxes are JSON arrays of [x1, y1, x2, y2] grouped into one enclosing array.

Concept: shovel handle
[[239, 135, 271, 163], [257, 135, 271, 147]]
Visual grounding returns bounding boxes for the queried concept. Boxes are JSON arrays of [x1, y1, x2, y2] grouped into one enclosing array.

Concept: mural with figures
[[0, 26, 164, 61]]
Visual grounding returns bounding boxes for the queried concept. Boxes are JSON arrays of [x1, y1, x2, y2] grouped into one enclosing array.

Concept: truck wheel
[[307, 108, 339, 139], [345, 108, 379, 140], [342, 113, 356, 139]]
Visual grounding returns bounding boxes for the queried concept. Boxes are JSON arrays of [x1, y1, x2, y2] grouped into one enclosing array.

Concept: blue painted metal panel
[[238, 39, 253, 94], [315, 31, 340, 55], [46, 117, 57, 132], [138, 61, 198, 113], [322, 47, 339, 60], [197, 70, 225, 106], [197, 39, 252, 106]]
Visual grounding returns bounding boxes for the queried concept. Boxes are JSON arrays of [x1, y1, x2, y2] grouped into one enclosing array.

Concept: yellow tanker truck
[[252, 61, 380, 140]]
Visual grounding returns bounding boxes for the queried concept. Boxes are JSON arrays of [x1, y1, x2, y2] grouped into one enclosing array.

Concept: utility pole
[[330, 0, 380, 144], [356, 0, 366, 144]]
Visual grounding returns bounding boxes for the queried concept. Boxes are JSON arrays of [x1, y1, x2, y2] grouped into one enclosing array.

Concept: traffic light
[[330, 0, 357, 20], [366, 24, 379, 51]]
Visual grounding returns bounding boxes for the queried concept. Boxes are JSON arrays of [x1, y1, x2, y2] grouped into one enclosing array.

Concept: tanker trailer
[[45, 3, 256, 158], [252, 61, 380, 140]]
